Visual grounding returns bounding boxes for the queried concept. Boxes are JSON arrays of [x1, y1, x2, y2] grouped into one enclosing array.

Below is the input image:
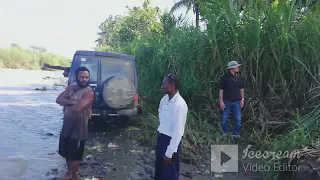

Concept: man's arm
[[219, 76, 224, 102], [240, 79, 245, 100], [70, 90, 94, 112], [56, 86, 75, 106], [240, 89, 244, 100], [165, 106, 187, 158], [219, 89, 224, 102]]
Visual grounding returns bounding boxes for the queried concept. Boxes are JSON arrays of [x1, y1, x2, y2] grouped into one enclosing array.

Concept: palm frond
[[170, 0, 193, 14]]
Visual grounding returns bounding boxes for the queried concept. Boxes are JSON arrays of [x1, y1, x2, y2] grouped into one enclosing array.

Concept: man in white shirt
[[154, 73, 188, 180]]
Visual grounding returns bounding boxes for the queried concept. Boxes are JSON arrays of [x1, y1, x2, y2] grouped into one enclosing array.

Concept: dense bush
[[96, 0, 320, 179]]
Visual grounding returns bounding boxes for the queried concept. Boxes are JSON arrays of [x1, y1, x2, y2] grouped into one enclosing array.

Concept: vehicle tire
[[101, 75, 136, 109]]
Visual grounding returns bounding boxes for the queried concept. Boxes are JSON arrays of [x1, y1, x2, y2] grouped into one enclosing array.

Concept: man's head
[[75, 66, 90, 88], [227, 60, 241, 73], [161, 73, 179, 94]]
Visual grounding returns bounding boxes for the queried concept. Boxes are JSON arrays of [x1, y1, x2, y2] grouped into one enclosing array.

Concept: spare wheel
[[102, 75, 136, 109]]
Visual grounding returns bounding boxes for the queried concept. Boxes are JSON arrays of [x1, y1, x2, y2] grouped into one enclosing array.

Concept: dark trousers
[[154, 132, 181, 180]]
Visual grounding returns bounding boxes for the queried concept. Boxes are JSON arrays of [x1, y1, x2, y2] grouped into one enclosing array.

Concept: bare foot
[[71, 173, 78, 180], [62, 172, 72, 180]]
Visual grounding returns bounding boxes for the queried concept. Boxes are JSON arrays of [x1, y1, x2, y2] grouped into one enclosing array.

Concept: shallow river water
[[0, 68, 67, 180]]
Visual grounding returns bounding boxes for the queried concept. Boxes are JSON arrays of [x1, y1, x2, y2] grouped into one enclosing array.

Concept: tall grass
[[123, 0, 320, 135], [0, 47, 70, 69], [121, 1, 320, 179]]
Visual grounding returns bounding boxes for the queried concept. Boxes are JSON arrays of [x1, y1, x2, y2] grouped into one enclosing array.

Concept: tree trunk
[[195, 3, 199, 28]]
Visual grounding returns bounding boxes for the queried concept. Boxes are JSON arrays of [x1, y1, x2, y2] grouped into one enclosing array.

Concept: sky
[[0, 0, 194, 59]]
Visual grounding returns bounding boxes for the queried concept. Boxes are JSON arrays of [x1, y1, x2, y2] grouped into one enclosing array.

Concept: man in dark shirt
[[219, 61, 245, 138]]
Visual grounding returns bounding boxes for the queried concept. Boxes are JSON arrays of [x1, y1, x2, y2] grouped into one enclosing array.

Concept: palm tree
[[170, 0, 200, 28]]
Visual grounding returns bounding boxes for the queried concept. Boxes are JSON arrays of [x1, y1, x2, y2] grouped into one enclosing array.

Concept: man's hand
[[219, 101, 225, 110], [70, 90, 94, 112], [163, 156, 171, 164], [70, 100, 78, 105], [240, 100, 244, 108]]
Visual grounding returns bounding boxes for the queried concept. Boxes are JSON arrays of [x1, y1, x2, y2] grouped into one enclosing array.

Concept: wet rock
[[80, 160, 88, 166], [99, 168, 108, 176], [143, 156, 153, 164], [45, 133, 54, 136], [128, 172, 141, 180], [90, 161, 101, 166], [136, 160, 144, 166], [181, 171, 193, 178], [94, 154, 106, 162], [144, 165, 154, 175], [51, 168, 58, 174], [105, 162, 114, 166], [79, 166, 91, 177], [35, 87, 47, 91], [85, 155, 101, 167], [138, 171, 145, 177]]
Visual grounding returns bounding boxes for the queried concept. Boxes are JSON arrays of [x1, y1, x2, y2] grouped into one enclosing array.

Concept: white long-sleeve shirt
[[157, 91, 188, 158]]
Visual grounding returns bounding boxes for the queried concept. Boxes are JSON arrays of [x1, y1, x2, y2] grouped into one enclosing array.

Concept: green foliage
[[0, 45, 70, 69], [95, 0, 161, 52], [98, 0, 320, 178], [96, 0, 320, 132]]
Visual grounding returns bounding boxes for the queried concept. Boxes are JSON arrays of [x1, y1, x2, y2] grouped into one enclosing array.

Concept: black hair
[[167, 73, 179, 90], [75, 66, 90, 76]]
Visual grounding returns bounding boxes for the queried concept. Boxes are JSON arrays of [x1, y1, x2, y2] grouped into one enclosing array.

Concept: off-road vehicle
[[67, 50, 140, 119]]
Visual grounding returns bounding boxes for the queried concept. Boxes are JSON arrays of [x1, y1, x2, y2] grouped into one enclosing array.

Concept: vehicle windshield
[[100, 57, 133, 82], [78, 57, 98, 82]]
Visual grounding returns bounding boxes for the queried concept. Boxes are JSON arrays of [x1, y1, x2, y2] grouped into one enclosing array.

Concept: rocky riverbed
[[45, 119, 220, 180], [44, 118, 258, 180]]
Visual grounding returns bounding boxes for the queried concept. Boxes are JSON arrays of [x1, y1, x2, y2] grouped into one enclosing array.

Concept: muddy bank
[[45, 119, 253, 180]]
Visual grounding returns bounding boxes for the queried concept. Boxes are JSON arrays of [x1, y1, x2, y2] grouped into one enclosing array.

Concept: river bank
[[45, 119, 253, 180]]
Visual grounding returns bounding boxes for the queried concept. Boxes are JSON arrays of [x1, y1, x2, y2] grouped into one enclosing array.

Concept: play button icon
[[221, 151, 232, 165], [211, 145, 238, 173]]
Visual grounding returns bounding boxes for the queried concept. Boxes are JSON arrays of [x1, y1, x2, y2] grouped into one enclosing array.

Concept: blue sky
[[0, 0, 194, 59]]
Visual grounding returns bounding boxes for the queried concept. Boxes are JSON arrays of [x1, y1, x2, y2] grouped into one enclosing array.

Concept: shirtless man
[[56, 66, 94, 180]]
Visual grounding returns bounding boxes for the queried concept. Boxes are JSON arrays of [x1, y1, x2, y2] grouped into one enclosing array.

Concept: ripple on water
[[0, 69, 66, 179]]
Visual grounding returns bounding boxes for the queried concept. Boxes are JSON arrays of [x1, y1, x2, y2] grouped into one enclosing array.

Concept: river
[[0, 68, 67, 180]]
